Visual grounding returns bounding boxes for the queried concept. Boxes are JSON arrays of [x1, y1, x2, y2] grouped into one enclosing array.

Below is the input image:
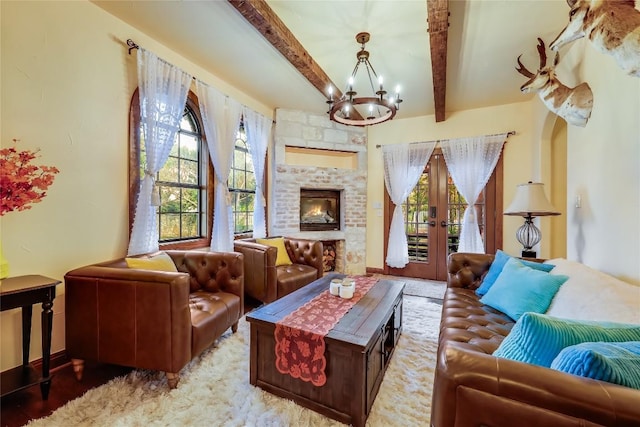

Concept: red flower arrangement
[[0, 145, 59, 216]]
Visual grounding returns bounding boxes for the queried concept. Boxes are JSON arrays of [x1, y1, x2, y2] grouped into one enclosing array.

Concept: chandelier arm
[[348, 61, 361, 89], [364, 58, 379, 80], [364, 61, 378, 95]]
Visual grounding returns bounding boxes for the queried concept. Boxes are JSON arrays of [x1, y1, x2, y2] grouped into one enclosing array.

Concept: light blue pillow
[[494, 312, 640, 367], [551, 341, 640, 389], [479, 258, 568, 321], [476, 250, 555, 296]]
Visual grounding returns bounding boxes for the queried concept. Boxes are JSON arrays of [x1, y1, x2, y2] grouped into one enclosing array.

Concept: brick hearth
[[270, 109, 368, 275]]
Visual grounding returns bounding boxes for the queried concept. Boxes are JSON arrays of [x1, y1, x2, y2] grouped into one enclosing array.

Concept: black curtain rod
[[375, 130, 515, 148], [125, 38, 276, 124]]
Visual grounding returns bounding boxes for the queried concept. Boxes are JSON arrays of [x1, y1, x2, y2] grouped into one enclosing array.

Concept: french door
[[383, 149, 502, 281]]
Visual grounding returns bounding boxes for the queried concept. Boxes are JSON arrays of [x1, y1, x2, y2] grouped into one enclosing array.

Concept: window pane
[[181, 213, 198, 237], [160, 186, 180, 213], [234, 148, 246, 170], [180, 159, 198, 185], [180, 134, 198, 161], [159, 157, 179, 182], [180, 112, 195, 133], [182, 188, 199, 212], [139, 150, 146, 182], [239, 192, 254, 212], [246, 170, 256, 191], [232, 169, 245, 190], [160, 214, 180, 240], [169, 139, 179, 157]]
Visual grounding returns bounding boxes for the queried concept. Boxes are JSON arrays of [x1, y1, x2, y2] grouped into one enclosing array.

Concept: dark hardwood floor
[[0, 297, 264, 427], [1, 361, 132, 427]]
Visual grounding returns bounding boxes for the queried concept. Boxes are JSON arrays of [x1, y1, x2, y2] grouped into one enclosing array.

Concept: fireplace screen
[[300, 189, 340, 231]]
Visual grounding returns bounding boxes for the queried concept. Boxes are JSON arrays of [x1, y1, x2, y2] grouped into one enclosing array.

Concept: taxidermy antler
[[550, 0, 640, 77], [516, 38, 593, 127]]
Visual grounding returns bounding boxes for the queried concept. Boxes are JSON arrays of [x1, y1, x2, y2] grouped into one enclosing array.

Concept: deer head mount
[[550, 0, 640, 77], [516, 38, 593, 127]]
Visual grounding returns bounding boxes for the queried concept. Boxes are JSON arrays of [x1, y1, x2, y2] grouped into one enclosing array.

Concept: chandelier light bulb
[[348, 76, 354, 89], [395, 85, 401, 95], [378, 76, 384, 90]]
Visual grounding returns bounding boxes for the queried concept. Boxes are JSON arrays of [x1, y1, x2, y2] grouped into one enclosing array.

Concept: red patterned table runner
[[274, 276, 379, 386]]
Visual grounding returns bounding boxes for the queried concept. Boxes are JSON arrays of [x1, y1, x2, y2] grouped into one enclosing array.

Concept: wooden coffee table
[[246, 273, 404, 427]]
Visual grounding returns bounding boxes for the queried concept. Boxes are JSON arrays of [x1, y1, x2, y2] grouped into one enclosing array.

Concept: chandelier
[[326, 32, 403, 127]]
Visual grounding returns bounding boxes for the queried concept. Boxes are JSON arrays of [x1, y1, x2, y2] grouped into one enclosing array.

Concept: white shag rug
[[401, 280, 446, 300], [27, 295, 442, 427]]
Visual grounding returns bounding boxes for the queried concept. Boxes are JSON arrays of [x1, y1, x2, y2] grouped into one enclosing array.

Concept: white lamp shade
[[504, 182, 560, 217]]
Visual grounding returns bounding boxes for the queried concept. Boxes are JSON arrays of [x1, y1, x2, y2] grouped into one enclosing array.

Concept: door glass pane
[[403, 167, 430, 262]]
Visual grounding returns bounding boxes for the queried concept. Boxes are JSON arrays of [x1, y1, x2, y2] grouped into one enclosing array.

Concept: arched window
[[229, 125, 256, 235], [129, 90, 213, 249]]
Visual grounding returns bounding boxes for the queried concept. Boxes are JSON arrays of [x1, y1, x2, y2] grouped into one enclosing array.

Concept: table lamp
[[504, 182, 560, 258]]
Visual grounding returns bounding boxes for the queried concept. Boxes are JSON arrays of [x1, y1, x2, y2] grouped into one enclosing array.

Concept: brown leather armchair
[[233, 237, 323, 303], [64, 250, 244, 389]]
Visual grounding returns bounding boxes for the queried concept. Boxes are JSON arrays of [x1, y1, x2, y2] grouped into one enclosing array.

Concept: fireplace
[[300, 189, 341, 231]]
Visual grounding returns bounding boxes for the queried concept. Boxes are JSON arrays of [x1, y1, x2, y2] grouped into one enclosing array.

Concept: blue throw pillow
[[551, 341, 640, 389], [479, 258, 568, 321], [476, 250, 555, 296], [494, 312, 640, 367]]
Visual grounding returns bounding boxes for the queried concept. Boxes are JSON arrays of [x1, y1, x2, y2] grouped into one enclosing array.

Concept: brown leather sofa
[[431, 252, 640, 427], [64, 250, 244, 389], [233, 237, 323, 303]]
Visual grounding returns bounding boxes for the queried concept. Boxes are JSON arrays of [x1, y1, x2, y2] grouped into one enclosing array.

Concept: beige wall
[[0, 1, 270, 371], [366, 101, 540, 269], [564, 38, 640, 284]]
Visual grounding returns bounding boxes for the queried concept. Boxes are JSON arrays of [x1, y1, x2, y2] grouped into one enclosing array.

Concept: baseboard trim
[[30, 350, 71, 373], [366, 267, 385, 275]]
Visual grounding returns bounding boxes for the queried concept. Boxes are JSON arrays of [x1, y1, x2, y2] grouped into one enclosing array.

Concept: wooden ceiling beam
[[227, 0, 363, 120], [427, 0, 449, 122]]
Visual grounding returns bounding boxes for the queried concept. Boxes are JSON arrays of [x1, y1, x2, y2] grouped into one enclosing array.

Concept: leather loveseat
[[64, 250, 244, 388], [233, 237, 323, 303], [431, 252, 640, 427]]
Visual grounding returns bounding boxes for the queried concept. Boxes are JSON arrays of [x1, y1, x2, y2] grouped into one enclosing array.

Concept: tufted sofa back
[[284, 237, 324, 268], [446, 252, 494, 290], [168, 250, 244, 295]]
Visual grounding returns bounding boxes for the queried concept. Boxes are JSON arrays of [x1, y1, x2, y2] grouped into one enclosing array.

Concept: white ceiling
[[92, 0, 572, 121]]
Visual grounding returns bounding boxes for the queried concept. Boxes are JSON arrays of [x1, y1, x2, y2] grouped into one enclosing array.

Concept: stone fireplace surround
[[270, 109, 367, 275]]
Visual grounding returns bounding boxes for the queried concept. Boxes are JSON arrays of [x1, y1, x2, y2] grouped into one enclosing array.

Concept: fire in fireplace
[[300, 189, 341, 231]]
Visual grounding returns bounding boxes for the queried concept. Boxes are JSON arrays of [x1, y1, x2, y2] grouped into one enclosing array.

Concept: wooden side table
[[0, 275, 60, 400]]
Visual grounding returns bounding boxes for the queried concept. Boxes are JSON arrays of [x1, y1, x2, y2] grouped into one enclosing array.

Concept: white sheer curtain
[[128, 49, 192, 256], [383, 142, 436, 268], [196, 80, 243, 252], [440, 134, 507, 253], [243, 107, 272, 239]]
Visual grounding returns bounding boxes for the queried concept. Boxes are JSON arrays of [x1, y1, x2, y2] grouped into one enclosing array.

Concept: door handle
[[428, 221, 436, 227], [440, 221, 447, 227]]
